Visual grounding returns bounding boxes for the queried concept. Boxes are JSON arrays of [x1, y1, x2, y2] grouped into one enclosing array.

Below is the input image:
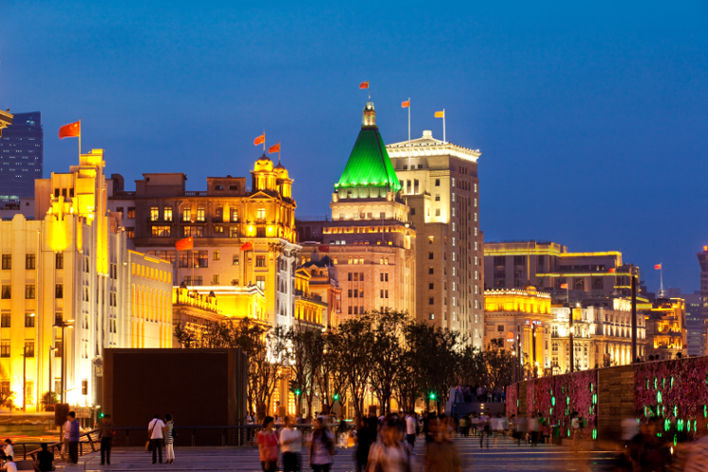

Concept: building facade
[[484, 287, 552, 378], [387, 130, 484, 346], [0, 112, 43, 204], [299, 102, 415, 321], [484, 241, 637, 302], [107, 156, 299, 329], [644, 297, 687, 360]]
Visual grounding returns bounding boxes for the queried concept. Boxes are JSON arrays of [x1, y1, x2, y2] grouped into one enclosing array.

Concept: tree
[[334, 317, 375, 419], [368, 311, 406, 415], [315, 330, 348, 416], [285, 327, 325, 419], [484, 348, 516, 391]]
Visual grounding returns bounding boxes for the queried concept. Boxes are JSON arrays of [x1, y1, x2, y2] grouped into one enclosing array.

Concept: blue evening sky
[[1, 1, 707, 292]]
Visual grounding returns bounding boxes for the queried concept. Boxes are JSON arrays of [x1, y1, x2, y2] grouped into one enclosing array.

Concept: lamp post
[[56, 319, 74, 404]]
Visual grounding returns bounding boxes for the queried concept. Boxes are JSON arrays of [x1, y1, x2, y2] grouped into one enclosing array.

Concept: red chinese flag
[[608, 267, 616, 273], [359, 81, 369, 89], [241, 241, 253, 252], [401, 99, 410, 108], [268, 142, 280, 154], [253, 134, 265, 146], [560, 283, 568, 289], [58, 121, 80, 139], [175, 237, 193, 251], [318, 244, 329, 253], [654, 263, 662, 270]]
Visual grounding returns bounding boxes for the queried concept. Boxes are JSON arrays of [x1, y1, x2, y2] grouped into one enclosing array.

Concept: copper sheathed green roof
[[334, 126, 401, 193]]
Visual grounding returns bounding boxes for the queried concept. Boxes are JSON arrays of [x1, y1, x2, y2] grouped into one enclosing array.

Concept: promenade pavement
[[56, 434, 617, 471]]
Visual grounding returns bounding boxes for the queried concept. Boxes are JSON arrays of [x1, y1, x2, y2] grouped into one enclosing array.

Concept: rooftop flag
[[654, 263, 662, 270], [560, 283, 568, 289], [434, 110, 445, 118], [253, 133, 265, 146], [268, 142, 280, 154], [175, 237, 193, 251], [359, 81, 369, 89], [401, 99, 410, 108], [241, 241, 253, 252], [59, 121, 81, 139]]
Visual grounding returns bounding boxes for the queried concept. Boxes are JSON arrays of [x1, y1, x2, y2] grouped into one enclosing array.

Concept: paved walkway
[[56, 435, 617, 471]]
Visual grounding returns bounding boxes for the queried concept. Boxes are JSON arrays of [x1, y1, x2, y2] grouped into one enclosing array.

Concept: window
[[182, 207, 192, 222], [429, 313, 435, 320], [1, 285, 9, 299], [151, 226, 171, 237], [24, 340, 34, 357], [256, 208, 266, 221], [1, 312, 9, 327], [229, 227, 239, 238], [183, 226, 193, 237], [232, 255, 240, 265], [231, 209, 239, 222], [428, 267, 434, 275], [195, 250, 208, 268], [127, 207, 136, 218], [256, 276, 265, 290], [0, 341, 9, 357], [213, 250, 220, 261], [25, 312, 35, 327], [196, 208, 205, 222], [163, 207, 173, 221], [435, 179, 440, 187], [1, 255, 10, 270], [256, 256, 266, 268], [429, 283, 434, 290], [256, 227, 266, 237], [429, 297, 434, 305], [25, 284, 35, 299], [214, 225, 224, 234], [25, 254, 35, 270], [428, 252, 434, 260], [150, 206, 159, 221], [497, 324, 505, 332], [56, 253, 63, 269], [435, 194, 440, 202]]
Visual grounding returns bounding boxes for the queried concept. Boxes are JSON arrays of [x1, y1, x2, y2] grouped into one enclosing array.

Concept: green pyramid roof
[[335, 126, 401, 193]]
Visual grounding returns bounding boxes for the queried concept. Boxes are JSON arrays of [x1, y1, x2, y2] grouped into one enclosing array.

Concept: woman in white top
[[1, 440, 13, 462]]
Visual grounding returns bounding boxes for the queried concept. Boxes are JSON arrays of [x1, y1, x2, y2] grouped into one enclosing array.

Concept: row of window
[[149, 207, 265, 223], [0, 339, 35, 357]]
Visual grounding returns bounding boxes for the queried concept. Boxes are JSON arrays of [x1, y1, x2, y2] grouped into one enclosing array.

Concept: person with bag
[[366, 416, 411, 472], [164, 414, 176, 464], [310, 417, 335, 472], [257, 416, 279, 472], [147, 414, 166, 464]]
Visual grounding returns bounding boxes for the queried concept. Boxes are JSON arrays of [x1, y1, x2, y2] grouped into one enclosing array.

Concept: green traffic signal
[[333, 393, 340, 401], [294, 388, 302, 396], [429, 392, 437, 401]]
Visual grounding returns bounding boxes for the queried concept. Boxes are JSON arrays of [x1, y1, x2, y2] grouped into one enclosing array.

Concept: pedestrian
[[1, 440, 13, 461], [256, 416, 279, 472], [424, 416, 462, 472], [684, 433, 708, 472], [0, 456, 16, 472], [404, 412, 417, 448], [33, 443, 54, 472], [309, 416, 335, 472], [355, 417, 377, 472], [68, 411, 80, 463], [99, 414, 114, 465], [527, 413, 540, 447], [61, 415, 71, 460], [478, 412, 490, 448], [279, 416, 302, 472], [164, 414, 175, 464], [366, 416, 411, 472], [147, 413, 166, 464]]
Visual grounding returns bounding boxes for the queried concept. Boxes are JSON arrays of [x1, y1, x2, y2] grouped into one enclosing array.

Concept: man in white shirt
[[279, 416, 302, 472], [62, 418, 71, 460], [147, 414, 166, 464], [0, 456, 17, 472], [405, 412, 417, 447]]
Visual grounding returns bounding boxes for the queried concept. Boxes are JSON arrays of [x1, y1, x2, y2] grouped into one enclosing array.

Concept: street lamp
[[55, 318, 74, 404]]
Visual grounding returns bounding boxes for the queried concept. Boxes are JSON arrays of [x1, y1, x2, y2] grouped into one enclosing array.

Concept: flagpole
[[407, 97, 411, 143], [78, 119, 82, 156], [442, 108, 446, 143], [659, 264, 664, 297], [263, 130, 266, 153]]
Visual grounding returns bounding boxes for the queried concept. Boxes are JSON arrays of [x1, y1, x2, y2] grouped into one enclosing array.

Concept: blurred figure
[[366, 416, 411, 472], [34, 443, 54, 472], [513, 414, 526, 446], [683, 433, 708, 472], [310, 416, 335, 472], [528, 413, 540, 447], [280, 416, 302, 472], [164, 413, 175, 464], [628, 418, 670, 472], [424, 416, 462, 472], [479, 411, 490, 448], [404, 411, 417, 447], [99, 414, 114, 465], [257, 416, 279, 472]]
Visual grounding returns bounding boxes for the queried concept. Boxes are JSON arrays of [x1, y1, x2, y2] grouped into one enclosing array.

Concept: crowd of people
[[255, 411, 462, 472]]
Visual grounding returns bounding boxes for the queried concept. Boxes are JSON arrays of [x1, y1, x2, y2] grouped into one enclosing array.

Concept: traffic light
[[333, 393, 340, 402], [294, 388, 302, 396], [428, 391, 437, 401]]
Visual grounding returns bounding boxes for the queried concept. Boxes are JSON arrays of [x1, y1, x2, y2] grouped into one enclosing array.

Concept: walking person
[[355, 417, 377, 472], [147, 413, 166, 464], [67, 411, 80, 464], [424, 416, 462, 472], [61, 415, 71, 461], [478, 412, 490, 449], [279, 416, 302, 472], [164, 414, 175, 464], [99, 414, 114, 465], [256, 416, 279, 472], [404, 412, 417, 448], [1, 440, 13, 461], [310, 416, 335, 472], [0, 456, 16, 472], [365, 416, 411, 472]]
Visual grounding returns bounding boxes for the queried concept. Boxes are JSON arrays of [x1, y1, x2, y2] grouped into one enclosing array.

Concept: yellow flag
[[434, 110, 445, 118]]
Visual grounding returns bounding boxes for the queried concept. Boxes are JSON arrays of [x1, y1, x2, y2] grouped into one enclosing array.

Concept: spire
[[362, 101, 376, 127]]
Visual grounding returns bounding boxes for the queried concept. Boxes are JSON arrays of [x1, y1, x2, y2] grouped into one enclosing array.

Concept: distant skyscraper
[[0, 112, 43, 204]]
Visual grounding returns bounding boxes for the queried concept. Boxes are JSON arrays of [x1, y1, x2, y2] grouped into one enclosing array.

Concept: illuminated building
[[108, 156, 299, 329], [644, 297, 686, 360], [484, 287, 552, 378], [0, 110, 12, 137], [294, 265, 329, 328], [0, 112, 42, 205], [0, 149, 174, 410], [484, 241, 637, 302], [387, 130, 484, 346], [697, 246, 708, 355], [550, 298, 646, 373], [299, 102, 415, 320], [298, 254, 341, 326]]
